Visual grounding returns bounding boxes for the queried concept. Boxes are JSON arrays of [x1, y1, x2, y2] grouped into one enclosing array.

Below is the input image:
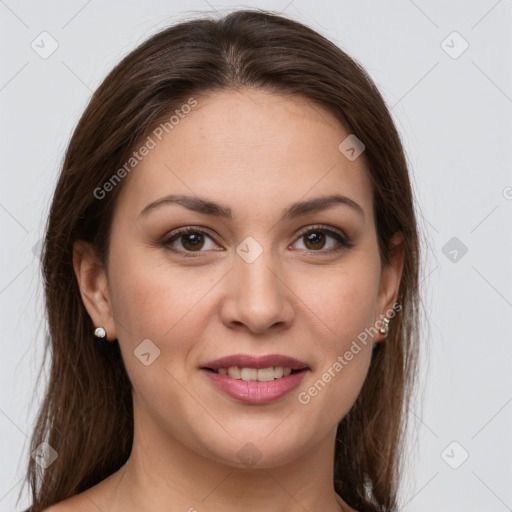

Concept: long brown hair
[[23, 9, 421, 511]]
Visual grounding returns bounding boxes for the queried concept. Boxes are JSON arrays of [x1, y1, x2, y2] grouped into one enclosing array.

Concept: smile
[[209, 366, 295, 381]]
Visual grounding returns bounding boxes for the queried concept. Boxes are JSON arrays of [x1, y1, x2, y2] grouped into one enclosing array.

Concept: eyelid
[[292, 224, 354, 251], [161, 226, 222, 257], [161, 223, 353, 256], [294, 224, 349, 242]]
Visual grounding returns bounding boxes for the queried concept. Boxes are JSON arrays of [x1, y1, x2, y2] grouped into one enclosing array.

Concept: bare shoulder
[[41, 471, 121, 512], [42, 492, 93, 512]]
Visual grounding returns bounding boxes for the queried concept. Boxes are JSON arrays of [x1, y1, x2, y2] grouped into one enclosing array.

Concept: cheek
[[292, 254, 379, 417], [295, 253, 381, 349], [106, 245, 215, 370], [106, 250, 217, 426]]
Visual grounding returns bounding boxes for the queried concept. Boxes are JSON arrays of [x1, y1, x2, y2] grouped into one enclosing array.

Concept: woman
[[23, 8, 421, 512]]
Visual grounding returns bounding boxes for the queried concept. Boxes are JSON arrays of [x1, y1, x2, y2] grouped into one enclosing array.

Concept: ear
[[375, 231, 404, 343], [73, 241, 117, 341]]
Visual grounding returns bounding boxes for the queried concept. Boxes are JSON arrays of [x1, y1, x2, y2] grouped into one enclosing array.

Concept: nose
[[219, 248, 295, 334]]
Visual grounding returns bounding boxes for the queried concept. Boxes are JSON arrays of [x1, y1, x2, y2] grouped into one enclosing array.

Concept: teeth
[[216, 366, 296, 381], [240, 368, 258, 381], [228, 367, 241, 379], [255, 367, 275, 382]]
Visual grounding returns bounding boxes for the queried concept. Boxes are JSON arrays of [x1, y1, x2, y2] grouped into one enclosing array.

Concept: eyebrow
[[139, 193, 364, 221]]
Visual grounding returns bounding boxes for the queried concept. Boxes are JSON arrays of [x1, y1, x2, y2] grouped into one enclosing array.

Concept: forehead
[[115, 88, 373, 223]]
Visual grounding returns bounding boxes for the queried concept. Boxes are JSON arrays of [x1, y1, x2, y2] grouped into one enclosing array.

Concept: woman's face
[[78, 88, 403, 468]]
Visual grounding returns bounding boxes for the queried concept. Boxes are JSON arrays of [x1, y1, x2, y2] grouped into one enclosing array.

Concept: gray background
[[1, 0, 511, 510]]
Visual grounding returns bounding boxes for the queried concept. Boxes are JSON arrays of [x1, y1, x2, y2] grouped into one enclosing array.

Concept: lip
[[200, 353, 309, 371], [200, 353, 310, 405], [201, 368, 308, 404]]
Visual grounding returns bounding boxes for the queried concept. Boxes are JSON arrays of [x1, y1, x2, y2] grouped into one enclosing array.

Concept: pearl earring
[[379, 317, 390, 336], [93, 326, 107, 340]]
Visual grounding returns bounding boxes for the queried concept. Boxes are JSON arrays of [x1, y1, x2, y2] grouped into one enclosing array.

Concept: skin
[[53, 88, 403, 512]]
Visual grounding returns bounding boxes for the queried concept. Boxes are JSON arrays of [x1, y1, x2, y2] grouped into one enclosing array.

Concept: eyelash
[[161, 224, 354, 258]]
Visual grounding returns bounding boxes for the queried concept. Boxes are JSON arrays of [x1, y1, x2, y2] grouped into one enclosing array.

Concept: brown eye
[[292, 226, 353, 253], [180, 232, 205, 251], [163, 227, 220, 256], [303, 231, 327, 250]]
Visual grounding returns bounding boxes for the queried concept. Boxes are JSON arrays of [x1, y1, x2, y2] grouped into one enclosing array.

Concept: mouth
[[200, 353, 309, 376], [200, 354, 309, 404], [202, 366, 306, 381]]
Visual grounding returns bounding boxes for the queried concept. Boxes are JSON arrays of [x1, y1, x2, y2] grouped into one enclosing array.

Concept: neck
[[90, 405, 347, 512]]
